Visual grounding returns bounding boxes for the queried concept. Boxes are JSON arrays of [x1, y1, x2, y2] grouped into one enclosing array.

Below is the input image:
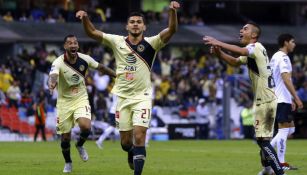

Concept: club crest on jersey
[[137, 44, 145, 52], [79, 65, 85, 71], [126, 54, 136, 64]]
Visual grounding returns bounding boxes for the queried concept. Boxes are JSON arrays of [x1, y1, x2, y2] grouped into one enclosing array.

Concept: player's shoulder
[[105, 33, 125, 40], [144, 34, 160, 41], [53, 54, 64, 64], [76, 52, 90, 59], [254, 42, 266, 50], [272, 51, 289, 61]]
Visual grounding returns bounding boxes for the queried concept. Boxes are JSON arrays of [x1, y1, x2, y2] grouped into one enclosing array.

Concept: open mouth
[[239, 34, 243, 40], [70, 48, 77, 54]]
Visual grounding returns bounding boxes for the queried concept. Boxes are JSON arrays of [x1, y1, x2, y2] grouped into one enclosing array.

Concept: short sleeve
[[146, 34, 166, 51], [246, 43, 256, 57], [49, 58, 60, 75], [85, 55, 99, 69], [239, 56, 247, 64], [279, 56, 292, 73], [102, 33, 115, 48]]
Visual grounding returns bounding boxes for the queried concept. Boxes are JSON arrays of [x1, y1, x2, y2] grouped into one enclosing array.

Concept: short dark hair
[[127, 12, 146, 24], [64, 34, 76, 42], [278, 33, 294, 47], [246, 21, 261, 39]]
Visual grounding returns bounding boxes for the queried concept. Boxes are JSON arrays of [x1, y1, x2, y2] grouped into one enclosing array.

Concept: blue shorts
[[276, 103, 293, 123]]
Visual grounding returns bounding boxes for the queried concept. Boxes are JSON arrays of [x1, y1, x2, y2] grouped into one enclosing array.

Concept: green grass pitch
[[0, 140, 306, 175]]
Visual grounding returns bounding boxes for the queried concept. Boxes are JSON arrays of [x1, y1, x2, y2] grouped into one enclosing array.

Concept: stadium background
[[0, 0, 307, 142]]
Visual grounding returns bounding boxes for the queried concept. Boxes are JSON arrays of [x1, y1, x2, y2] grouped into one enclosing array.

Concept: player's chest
[[60, 65, 85, 85]]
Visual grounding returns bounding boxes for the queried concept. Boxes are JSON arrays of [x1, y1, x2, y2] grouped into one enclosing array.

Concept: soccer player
[[203, 22, 285, 175], [76, 1, 180, 174], [48, 34, 116, 173], [269, 33, 303, 170]]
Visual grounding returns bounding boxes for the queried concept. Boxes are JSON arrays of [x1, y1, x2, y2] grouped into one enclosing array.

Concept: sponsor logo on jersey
[[124, 65, 137, 71], [71, 74, 79, 83], [126, 54, 136, 64]]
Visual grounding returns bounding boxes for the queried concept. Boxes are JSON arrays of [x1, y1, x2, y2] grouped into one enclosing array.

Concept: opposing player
[[96, 94, 119, 149], [203, 22, 285, 175], [76, 1, 180, 174], [48, 34, 115, 173], [269, 33, 303, 170]]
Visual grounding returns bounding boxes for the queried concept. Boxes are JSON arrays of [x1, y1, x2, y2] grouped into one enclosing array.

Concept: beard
[[129, 30, 142, 37]]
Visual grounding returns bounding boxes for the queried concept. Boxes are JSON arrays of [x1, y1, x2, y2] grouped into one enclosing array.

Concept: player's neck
[[127, 35, 143, 45], [65, 52, 77, 64], [279, 47, 288, 55]]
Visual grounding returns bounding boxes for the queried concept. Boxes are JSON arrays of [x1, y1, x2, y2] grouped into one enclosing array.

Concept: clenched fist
[[169, 1, 180, 10]]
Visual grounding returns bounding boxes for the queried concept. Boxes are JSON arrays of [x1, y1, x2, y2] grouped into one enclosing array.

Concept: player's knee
[[80, 129, 91, 139], [61, 140, 70, 150], [121, 144, 133, 152], [256, 139, 271, 148]]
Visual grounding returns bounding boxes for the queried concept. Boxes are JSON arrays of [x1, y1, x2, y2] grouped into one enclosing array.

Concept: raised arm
[[281, 72, 303, 110], [210, 45, 242, 67], [76, 10, 103, 42], [48, 73, 58, 95], [97, 64, 116, 78], [203, 36, 249, 56], [159, 1, 180, 43]]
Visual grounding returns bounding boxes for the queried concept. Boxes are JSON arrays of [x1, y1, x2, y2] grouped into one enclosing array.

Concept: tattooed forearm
[[48, 74, 58, 89]]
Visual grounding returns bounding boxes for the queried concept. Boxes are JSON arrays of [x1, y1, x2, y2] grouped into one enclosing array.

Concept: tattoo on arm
[[48, 74, 58, 89]]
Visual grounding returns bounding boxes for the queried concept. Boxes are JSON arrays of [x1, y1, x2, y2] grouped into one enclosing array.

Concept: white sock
[[270, 134, 278, 148], [275, 128, 289, 163], [97, 126, 115, 144]]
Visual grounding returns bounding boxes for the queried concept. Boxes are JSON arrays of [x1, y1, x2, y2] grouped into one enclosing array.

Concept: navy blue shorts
[[108, 113, 116, 127], [276, 103, 293, 123]]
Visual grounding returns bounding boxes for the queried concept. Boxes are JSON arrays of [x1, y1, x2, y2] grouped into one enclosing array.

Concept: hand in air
[[169, 1, 180, 10], [76, 10, 88, 20], [203, 36, 220, 46]]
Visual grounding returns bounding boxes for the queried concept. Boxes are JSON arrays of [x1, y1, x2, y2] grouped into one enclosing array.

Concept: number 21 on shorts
[[141, 109, 151, 119]]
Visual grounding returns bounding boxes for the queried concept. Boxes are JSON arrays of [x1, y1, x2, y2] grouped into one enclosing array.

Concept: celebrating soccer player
[[48, 34, 116, 173], [76, 1, 180, 174], [203, 22, 285, 175]]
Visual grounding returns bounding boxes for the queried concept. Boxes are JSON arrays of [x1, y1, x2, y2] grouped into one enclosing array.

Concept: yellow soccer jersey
[[102, 33, 165, 100], [239, 42, 276, 105], [49, 52, 99, 105]]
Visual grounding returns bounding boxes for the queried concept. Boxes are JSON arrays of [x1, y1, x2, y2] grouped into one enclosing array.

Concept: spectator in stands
[[0, 89, 7, 106], [196, 98, 210, 139], [297, 81, 307, 102], [2, 11, 14, 22], [240, 100, 254, 139], [34, 97, 46, 142], [57, 14, 66, 23], [6, 80, 21, 108], [46, 13, 56, 23], [19, 12, 28, 22], [0, 65, 14, 93]]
